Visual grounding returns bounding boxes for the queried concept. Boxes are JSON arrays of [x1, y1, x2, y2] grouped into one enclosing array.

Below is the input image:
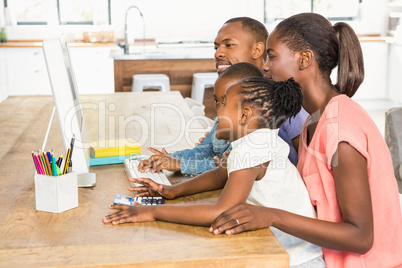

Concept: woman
[[209, 13, 402, 267]]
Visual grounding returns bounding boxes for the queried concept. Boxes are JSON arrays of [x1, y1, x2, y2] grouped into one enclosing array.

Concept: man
[[214, 17, 267, 75], [140, 17, 307, 175], [212, 17, 307, 165]]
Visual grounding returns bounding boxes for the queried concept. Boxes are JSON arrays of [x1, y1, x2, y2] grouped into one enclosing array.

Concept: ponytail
[[333, 22, 364, 97]]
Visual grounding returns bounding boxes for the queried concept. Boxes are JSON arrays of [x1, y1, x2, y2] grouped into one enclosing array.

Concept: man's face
[[214, 22, 256, 74]]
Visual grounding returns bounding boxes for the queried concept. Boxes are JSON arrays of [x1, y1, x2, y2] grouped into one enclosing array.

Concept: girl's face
[[213, 76, 237, 112], [262, 30, 301, 82], [216, 83, 242, 141]]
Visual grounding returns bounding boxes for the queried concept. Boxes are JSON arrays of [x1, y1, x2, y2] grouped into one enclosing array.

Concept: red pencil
[[35, 152, 45, 175], [31, 151, 40, 174], [39, 151, 49, 175]]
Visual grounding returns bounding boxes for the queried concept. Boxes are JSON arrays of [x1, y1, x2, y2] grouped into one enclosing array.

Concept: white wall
[[0, 0, 264, 42], [0, 0, 391, 42], [112, 0, 264, 42]]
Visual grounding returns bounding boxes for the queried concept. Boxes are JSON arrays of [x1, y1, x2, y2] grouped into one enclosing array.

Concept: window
[[5, 0, 111, 25], [265, 0, 362, 22]]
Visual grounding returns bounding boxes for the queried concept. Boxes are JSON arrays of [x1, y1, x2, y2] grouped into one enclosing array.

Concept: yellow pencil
[[63, 148, 71, 174]]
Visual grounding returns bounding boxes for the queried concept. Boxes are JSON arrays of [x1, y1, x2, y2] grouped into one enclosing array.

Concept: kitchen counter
[[110, 44, 214, 60], [0, 40, 118, 48]]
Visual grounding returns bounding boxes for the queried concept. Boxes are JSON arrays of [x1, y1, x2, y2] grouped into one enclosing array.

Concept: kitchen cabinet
[[113, 58, 216, 97], [388, 43, 402, 104], [6, 47, 51, 96], [353, 41, 389, 100], [0, 45, 114, 98], [330, 41, 389, 101], [0, 48, 7, 102], [69, 47, 114, 94]]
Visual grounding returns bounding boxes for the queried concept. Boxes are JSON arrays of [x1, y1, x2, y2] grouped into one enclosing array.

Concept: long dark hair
[[275, 13, 364, 97]]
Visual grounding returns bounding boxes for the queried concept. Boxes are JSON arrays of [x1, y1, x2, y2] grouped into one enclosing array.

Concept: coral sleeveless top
[[297, 95, 402, 268]]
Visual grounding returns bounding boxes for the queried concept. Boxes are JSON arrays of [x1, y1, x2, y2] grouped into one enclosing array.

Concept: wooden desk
[[0, 92, 289, 267]]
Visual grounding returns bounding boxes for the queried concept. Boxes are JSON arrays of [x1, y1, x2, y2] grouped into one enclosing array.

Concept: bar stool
[[191, 72, 218, 104], [132, 74, 170, 92]]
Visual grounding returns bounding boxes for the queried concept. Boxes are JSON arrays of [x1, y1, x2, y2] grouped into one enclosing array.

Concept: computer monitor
[[42, 35, 95, 186]]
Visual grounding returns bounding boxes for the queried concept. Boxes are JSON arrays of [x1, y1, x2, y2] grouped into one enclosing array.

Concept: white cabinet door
[[330, 41, 388, 101], [0, 48, 7, 102], [388, 43, 402, 104], [353, 42, 389, 100], [69, 47, 114, 94], [6, 47, 51, 95]]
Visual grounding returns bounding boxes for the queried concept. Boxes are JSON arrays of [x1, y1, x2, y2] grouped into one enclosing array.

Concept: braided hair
[[239, 77, 303, 129]]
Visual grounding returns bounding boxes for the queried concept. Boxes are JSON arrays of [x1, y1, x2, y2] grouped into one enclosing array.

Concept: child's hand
[[128, 177, 176, 199], [195, 131, 210, 147], [138, 147, 181, 173], [103, 204, 155, 225], [213, 150, 230, 168]]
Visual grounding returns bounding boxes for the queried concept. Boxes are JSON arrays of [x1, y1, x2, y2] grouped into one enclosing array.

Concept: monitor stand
[[42, 106, 96, 187]]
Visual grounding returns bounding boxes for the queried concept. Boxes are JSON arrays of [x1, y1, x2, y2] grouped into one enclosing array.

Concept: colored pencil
[[36, 153, 45, 175], [31, 151, 40, 174], [34, 152, 44, 175], [51, 154, 55, 176], [44, 152, 52, 176], [40, 152, 49, 175], [63, 148, 71, 174]]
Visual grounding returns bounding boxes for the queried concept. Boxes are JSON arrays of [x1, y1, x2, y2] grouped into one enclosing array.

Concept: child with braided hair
[[103, 65, 325, 267]]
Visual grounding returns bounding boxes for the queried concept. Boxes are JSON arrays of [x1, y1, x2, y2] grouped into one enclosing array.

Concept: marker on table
[[56, 155, 63, 168]]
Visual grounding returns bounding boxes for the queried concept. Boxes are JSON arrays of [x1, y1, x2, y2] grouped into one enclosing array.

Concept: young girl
[[209, 13, 402, 267], [103, 64, 325, 267], [136, 60, 264, 178], [136, 18, 309, 176]]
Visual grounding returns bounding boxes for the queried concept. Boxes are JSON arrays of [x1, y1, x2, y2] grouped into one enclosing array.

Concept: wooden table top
[[0, 92, 289, 267]]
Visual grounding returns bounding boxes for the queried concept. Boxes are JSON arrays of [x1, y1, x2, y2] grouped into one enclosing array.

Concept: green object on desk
[[89, 155, 138, 166]]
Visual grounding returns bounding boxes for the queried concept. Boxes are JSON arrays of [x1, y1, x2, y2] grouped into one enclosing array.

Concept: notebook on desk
[[124, 155, 172, 187]]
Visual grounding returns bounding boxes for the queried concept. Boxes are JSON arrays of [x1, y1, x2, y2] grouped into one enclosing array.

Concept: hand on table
[[103, 203, 155, 225], [138, 147, 181, 173], [209, 203, 272, 235], [128, 177, 176, 199]]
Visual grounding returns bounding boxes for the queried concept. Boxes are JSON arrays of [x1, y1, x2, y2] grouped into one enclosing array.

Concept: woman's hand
[[138, 147, 181, 173], [128, 177, 176, 199], [103, 204, 155, 225], [209, 203, 273, 235]]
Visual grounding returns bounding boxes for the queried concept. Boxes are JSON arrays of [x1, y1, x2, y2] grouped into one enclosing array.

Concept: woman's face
[[262, 30, 301, 82]]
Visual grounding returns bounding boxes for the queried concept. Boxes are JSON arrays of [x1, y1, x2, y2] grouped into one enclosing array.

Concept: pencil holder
[[34, 172, 78, 213]]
